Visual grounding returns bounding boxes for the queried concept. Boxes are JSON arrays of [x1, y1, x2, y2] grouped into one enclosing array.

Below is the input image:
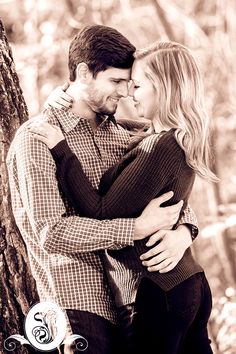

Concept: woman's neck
[[151, 120, 169, 134]]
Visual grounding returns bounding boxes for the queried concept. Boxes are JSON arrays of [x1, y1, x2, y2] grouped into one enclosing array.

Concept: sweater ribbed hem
[[106, 246, 203, 307]]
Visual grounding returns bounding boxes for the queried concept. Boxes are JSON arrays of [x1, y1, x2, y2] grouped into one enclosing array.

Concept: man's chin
[[100, 106, 117, 115]]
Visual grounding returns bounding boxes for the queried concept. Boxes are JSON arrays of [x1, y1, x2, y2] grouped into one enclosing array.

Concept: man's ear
[[75, 63, 92, 83]]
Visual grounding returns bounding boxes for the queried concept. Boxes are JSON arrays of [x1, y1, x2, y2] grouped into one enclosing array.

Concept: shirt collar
[[99, 114, 118, 129], [46, 107, 81, 133], [46, 107, 119, 132]]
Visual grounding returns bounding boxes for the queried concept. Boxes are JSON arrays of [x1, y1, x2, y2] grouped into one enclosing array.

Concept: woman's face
[[129, 59, 157, 120]]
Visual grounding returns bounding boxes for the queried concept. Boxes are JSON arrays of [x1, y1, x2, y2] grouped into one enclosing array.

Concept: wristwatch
[[185, 223, 199, 241]]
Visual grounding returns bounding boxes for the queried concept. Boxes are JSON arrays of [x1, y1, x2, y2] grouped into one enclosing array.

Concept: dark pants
[[119, 272, 213, 354], [65, 309, 120, 354], [135, 273, 213, 354]]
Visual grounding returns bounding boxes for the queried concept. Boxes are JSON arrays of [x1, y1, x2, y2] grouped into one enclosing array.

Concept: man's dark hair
[[68, 24, 136, 81]]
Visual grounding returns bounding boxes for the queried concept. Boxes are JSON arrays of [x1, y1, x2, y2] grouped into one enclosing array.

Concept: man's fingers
[[147, 258, 173, 272], [141, 250, 169, 266], [168, 200, 183, 214], [166, 200, 183, 224], [140, 239, 166, 260], [159, 260, 178, 273], [175, 200, 184, 210], [155, 191, 174, 206], [145, 230, 166, 247]]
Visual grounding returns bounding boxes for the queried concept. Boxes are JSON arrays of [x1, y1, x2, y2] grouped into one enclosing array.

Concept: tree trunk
[[0, 19, 39, 354]]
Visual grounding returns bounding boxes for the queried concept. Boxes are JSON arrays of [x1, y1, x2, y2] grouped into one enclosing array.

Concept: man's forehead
[[102, 67, 131, 80]]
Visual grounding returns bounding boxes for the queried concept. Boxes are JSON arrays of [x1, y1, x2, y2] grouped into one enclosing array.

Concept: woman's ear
[[75, 63, 92, 83]]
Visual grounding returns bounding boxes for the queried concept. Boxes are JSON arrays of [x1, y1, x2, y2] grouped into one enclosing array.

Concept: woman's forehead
[[131, 59, 146, 81]]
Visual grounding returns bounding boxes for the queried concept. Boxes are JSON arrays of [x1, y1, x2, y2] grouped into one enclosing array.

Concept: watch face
[[191, 226, 198, 240]]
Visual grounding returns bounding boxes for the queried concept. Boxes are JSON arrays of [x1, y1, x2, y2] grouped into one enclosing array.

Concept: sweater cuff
[[50, 139, 72, 160]]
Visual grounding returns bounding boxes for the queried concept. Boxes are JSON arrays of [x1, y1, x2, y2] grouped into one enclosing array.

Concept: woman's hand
[[44, 82, 73, 110], [27, 121, 65, 149]]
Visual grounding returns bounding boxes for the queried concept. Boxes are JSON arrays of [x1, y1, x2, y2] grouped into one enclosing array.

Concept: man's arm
[[10, 129, 134, 254], [10, 128, 180, 255]]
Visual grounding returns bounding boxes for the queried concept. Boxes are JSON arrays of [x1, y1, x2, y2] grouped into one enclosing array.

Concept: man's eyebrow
[[110, 77, 129, 81]]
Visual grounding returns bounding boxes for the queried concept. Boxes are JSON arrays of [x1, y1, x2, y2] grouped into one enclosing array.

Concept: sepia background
[[0, 0, 236, 353]]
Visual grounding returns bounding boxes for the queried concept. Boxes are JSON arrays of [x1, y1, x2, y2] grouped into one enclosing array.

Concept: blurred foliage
[[1, 0, 236, 353]]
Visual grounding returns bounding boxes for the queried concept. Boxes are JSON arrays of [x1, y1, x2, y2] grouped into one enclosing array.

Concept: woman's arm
[[50, 131, 185, 219]]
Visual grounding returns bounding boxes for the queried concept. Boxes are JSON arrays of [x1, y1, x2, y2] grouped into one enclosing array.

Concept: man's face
[[86, 67, 131, 115]]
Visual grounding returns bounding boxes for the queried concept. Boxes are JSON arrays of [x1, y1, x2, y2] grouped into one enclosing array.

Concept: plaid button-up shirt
[[7, 107, 198, 324], [7, 107, 135, 324]]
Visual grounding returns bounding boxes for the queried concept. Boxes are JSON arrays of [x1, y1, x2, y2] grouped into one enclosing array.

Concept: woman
[[29, 41, 216, 353]]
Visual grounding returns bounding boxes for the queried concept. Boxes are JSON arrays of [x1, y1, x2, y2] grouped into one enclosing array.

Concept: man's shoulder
[[7, 112, 54, 162], [12, 108, 58, 140]]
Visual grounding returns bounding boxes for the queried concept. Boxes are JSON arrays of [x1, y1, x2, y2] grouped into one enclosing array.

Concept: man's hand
[[140, 225, 192, 273], [44, 83, 73, 110], [134, 191, 183, 240]]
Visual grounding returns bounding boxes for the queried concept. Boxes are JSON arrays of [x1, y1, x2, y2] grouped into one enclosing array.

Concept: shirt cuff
[[113, 218, 135, 248]]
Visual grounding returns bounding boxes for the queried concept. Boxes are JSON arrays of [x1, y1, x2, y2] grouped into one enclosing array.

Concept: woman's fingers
[[29, 132, 49, 144], [44, 85, 73, 109], [28, 126, 49, 138], [61, 82, 70, 92], [27, 121, 65, 149]]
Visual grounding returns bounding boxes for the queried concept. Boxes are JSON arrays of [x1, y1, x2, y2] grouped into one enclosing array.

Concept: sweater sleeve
[[50, 132, 184, 220]]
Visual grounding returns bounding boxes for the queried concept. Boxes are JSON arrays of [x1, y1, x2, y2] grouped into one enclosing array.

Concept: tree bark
[[0, 19, 39, 354]]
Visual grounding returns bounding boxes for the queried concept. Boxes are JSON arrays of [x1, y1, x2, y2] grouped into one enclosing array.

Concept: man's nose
[[128, 84, 134, 97], [117, 82, 128, 97]]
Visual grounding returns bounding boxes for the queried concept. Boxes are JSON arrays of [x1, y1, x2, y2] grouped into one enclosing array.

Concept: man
[[7, 25, 198, 354]]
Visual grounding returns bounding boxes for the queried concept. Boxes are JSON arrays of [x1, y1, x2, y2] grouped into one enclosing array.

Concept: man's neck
[[66, 85, 99, 132], [71, 101, 103, 132]]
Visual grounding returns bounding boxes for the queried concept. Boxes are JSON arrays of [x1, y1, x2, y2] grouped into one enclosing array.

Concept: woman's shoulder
[[140, 129, 180, 153], [139, 130, 190, 174], [158, 129, 182, 151]]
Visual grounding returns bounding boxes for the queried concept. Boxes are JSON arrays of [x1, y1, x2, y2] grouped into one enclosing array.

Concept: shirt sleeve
[[50, 133, 184, 220], [11, 130, 134, 255]]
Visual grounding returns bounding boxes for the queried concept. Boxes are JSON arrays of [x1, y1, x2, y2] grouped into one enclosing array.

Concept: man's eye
[[112, 80, 121, 84]]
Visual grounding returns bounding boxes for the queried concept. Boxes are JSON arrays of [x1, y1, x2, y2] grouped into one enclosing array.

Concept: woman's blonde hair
[[135, 41, 218, 182]]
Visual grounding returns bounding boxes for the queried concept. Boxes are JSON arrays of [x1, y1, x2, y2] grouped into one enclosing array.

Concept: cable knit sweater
[[51, 128, 203, 305]]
